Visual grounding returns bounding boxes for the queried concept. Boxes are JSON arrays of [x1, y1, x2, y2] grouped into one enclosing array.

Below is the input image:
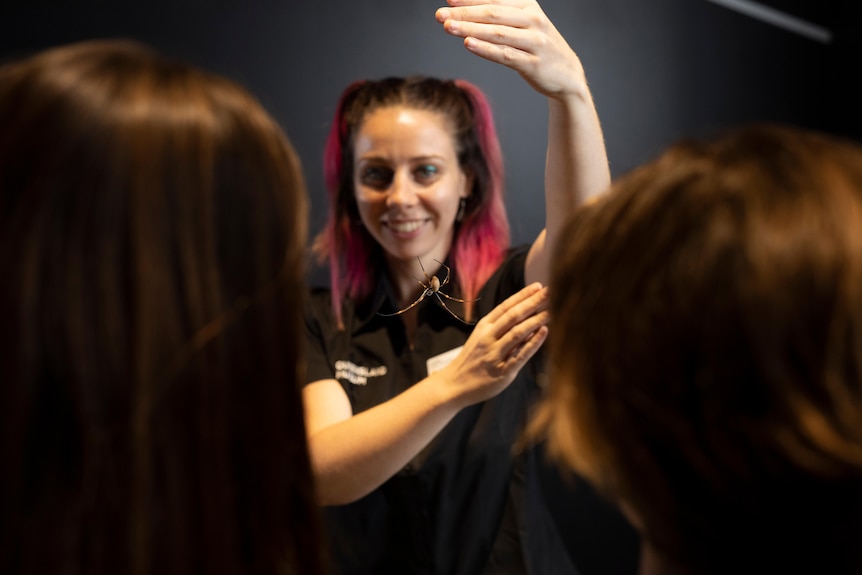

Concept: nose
[[386, 169, 419, 208]]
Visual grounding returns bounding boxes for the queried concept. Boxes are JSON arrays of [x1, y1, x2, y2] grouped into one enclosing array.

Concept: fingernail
[[436, 8, 450, 21]]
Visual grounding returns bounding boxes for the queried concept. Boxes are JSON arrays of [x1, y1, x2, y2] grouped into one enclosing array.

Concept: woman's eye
[[415, 165, 439, 180], [359, 166, 393, 188]]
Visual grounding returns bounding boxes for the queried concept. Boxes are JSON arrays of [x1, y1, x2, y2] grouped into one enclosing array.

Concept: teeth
[[389, 221, 422, 233]]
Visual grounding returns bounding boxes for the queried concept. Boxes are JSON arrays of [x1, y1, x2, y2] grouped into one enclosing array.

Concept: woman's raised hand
[[435, 0, 587, 98]]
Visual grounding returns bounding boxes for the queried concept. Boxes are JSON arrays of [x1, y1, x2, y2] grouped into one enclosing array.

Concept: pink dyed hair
[[312, 77, 510, 327]]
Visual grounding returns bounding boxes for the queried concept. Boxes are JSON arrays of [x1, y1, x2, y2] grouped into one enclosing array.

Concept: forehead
[[353, 105, 458, 158]]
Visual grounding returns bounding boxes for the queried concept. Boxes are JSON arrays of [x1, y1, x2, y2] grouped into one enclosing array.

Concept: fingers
[[435, 0, 584, 96], [435, 0, 584, 97], [443, 0, 531, 7], [436, 2, 537, 31], [495, 306, 549, 365], [493, 295, 549, 343], [482, 282, 546, 325], [500, 324, 548, 370], [441, 284, 549, 407], [443, 22, 535, 67], [477, 283, 549, 364], [436, 3, 544, 57]]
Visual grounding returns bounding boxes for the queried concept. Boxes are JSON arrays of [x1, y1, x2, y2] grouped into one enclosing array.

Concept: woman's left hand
[[435, 0, 586, 99]]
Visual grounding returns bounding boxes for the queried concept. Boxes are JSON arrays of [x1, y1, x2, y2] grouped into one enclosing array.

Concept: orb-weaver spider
[[378, 257, 478, 325]]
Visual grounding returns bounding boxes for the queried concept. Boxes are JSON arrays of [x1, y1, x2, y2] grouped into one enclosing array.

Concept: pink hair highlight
[[451, 79, 509, 321], [317, 81, 378, 328]]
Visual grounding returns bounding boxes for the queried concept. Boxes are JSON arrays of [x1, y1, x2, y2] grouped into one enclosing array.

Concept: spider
[[378, 257, 478, 325]]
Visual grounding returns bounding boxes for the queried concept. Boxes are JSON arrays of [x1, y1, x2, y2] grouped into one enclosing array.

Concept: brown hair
[[529, 124, 862, 574], [0, 39, 325, 575]]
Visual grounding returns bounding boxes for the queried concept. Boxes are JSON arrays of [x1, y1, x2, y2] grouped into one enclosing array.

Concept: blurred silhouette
[[531, 123, 862, 575], [0, 39, 325, 575]]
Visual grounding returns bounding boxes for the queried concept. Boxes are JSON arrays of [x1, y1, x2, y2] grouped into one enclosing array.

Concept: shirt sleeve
[[476, 245, 530, 317], [303, 288, 338, 385]]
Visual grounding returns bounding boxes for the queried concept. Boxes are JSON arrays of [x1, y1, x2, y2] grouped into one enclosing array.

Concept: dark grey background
[[2, 2, 858, 573], [2, 0, 857, 268]]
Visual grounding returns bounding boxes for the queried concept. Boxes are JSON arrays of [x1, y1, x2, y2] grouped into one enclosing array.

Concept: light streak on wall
[[705, 0, 833, 44]]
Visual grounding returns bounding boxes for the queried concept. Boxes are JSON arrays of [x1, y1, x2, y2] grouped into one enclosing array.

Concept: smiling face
[[352, 105, 472, 271]]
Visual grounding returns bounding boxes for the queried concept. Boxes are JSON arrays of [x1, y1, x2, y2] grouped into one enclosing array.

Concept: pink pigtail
[[452, 80, 510, 321], [318, 80, 376, 328]]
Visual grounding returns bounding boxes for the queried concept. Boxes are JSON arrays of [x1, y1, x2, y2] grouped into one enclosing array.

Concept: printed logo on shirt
[[334, 360, 388, 386]]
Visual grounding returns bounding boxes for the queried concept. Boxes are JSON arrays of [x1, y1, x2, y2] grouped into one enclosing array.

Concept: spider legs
[[377, 289, 432, 317], [433, 293, 476, 325], [376, 256, 479, 323]]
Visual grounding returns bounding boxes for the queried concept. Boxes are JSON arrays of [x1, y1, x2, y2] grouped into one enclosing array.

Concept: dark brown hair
[[0, 39, 325, 575], [530, 124, 862, 574]]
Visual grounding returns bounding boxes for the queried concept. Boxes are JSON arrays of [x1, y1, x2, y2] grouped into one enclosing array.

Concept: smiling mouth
[[386, 220, 426, 234]]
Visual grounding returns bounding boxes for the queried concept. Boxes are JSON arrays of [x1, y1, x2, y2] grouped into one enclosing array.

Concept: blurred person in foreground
[[529, 123, 862, 575], [0, 39, 325, 575]]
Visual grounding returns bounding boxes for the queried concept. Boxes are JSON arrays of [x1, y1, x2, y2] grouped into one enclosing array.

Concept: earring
[[455, 197, 467, 222]]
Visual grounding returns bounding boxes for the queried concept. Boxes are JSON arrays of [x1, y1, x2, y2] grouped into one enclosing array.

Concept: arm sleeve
[[475, 245, 530, 317], [303, 288, 338, 385]]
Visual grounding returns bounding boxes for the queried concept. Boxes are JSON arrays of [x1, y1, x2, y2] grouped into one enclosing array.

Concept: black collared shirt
[[304, 247, 577, 575]]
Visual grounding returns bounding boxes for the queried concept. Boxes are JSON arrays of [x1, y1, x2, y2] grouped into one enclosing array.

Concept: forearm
[[545, 84, 610, 234], [308, 374, 460, 505], [528, 80, 610, 285], [306, 283, 550, 506]]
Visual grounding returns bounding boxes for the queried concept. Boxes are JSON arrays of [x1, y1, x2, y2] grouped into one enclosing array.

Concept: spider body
[[378, 257, 478, 324]]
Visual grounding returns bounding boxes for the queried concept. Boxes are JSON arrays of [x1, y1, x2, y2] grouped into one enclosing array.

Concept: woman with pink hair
[[303, 1, 611, 573]]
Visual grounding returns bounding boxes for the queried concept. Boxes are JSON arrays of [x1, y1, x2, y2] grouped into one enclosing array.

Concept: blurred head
[[0, 39, 324, 575], [530, 124, 862, 574], [313, 76, 509, 326]]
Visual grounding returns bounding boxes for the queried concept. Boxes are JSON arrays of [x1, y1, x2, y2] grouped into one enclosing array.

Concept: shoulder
[[302, 287, 348, 385], [500, 245, 530, 273], [476, 245, 530, 312], [493, 245, 530, 288], [306, 286, 335, 315], [304, 286, 338, 334]]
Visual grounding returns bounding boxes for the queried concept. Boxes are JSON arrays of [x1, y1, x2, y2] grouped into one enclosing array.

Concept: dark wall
[[1, 2, 857, 574], [2, 0, 857, 259]]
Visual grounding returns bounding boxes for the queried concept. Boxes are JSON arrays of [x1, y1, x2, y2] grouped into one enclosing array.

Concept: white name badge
[[426, 346, 463, 375]]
